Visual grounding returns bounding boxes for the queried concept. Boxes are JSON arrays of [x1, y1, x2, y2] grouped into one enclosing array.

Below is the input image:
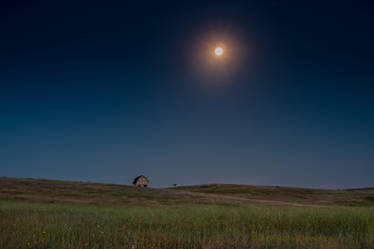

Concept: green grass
[[1, 177, 374, 248], [1, 201, 374, 249]]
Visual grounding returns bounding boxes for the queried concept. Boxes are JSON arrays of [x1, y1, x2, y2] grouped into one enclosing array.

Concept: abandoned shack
[[133, 175, 149, 187]]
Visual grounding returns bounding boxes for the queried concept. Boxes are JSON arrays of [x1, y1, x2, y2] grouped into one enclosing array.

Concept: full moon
[[215, 47, 223, 56]]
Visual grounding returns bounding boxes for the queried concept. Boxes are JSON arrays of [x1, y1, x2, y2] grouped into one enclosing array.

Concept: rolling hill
[[1, 177, 373, 207]]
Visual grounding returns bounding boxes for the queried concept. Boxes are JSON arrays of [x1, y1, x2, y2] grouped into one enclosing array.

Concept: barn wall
[[135, 176, 149, 187]]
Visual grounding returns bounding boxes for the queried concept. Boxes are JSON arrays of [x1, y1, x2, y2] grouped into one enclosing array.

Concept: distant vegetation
[[172, 184, 374, 206], [1, 177, 374, 249]]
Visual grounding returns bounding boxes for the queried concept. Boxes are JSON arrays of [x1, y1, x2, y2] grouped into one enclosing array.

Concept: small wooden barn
[[133, 175, 149, 187]]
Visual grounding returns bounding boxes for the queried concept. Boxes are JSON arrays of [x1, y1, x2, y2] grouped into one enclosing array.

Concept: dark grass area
[[0, 177, 235, 206], [1, 177, 374, 207], [172, 184, 374, 206]]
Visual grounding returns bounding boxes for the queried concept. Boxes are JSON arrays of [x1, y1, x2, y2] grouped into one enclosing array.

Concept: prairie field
[[1, 177, 374, 249]]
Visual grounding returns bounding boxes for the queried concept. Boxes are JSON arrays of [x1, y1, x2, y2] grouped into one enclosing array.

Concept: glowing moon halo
[[214, 47, 223, 56]]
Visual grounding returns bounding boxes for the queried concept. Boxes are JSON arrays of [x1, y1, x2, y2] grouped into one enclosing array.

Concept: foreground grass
[[1, 201, 374, 249]]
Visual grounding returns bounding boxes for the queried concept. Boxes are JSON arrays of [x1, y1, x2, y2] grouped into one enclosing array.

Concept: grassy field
[[1, 177, 374, 249], [173, 184, 374, 206]]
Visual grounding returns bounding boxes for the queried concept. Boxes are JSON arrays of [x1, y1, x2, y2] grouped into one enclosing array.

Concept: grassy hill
[[172, 184, 374, 206], [0, 177, 217, 206], [1, 177, 374, 207], [1, 177, 374, 249]]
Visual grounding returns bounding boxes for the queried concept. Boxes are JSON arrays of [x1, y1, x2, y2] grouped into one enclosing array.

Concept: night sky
[[1, 0, 373, 188]]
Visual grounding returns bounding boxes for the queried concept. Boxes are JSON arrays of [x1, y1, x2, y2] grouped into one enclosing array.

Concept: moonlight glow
[[215, 47, 223, 56]]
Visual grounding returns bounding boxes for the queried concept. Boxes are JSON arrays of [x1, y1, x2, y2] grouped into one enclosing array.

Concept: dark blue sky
[[1, 0, 373, 188]]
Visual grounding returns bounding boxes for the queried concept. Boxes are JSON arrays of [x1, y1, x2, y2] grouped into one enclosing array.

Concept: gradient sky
[[1, 0, 373, 188]]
